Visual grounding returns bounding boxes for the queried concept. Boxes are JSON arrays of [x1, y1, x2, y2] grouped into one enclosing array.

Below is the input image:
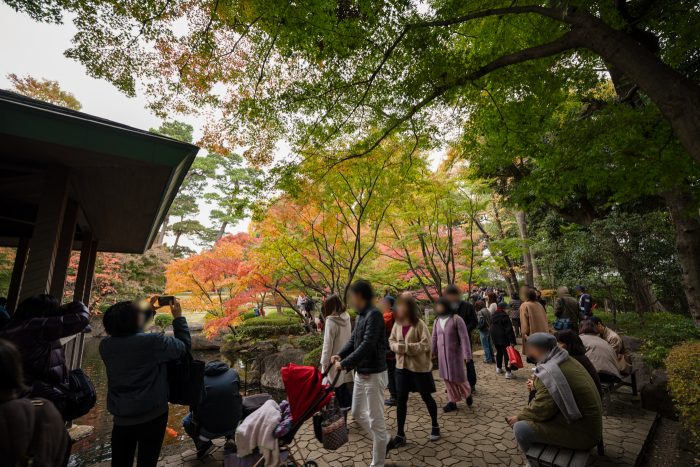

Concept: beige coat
[[601, 327, 632, 374], [388, 318, 432, 373], [580, 334, 621, 378], [320, 312, 353, 386], [520, 300, 549, 339]]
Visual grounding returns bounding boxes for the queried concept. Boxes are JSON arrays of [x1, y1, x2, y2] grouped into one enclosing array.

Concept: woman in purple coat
[[431, 297, 473, 412]]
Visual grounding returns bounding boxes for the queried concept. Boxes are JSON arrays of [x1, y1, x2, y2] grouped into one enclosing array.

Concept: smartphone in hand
[[157, 295, 175, 307]]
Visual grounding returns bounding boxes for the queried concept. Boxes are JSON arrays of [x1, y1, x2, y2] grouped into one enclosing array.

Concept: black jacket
[[455, 300, 478, 334], [100, 316, 190, 425], [196, 361, 242, 438], [338, 306, 387, 374], [490, 310, 517, 347]]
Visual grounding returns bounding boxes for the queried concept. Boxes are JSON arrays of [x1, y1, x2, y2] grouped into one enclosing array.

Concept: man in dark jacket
[[183, 360, 242, 458], [332, 280, 388, 467], [0, 295, 90, 419], [445, 285, 478, 392]]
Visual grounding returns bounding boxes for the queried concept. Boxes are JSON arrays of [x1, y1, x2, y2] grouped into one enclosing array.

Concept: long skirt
[[444, 380, 471, 403]]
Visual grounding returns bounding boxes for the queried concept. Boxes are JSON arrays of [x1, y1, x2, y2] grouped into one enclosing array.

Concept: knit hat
[[526, 332, 557, 351]]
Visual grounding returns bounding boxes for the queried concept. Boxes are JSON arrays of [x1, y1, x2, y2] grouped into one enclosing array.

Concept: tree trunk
[[154, 215, 169, 247], [608, 238, 666, 316], [216, 221, 229, 241], [571, 11, 700, 166], [172, 232, 182, 250], [515, 210, 535, 287], [663, 189, 700, 327]]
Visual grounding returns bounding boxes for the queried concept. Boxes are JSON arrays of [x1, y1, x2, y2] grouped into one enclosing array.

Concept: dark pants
[[395, 370, 437, 438], [334, 382, 352, 410], [111, 411, 168, 467], [466, 360, 477, 389], [495, 345, 510, 370], [387, 359, 397, 399]]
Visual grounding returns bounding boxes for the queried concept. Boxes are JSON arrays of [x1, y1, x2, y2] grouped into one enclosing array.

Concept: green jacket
[[518, 357, 602, 450]]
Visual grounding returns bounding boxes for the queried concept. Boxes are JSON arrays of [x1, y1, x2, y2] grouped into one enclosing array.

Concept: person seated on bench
[[590, 317, 632, 375], [506, 333, 603, 454], [183, 360, 243, 458], [579, 320, 621, 385], [554, 330, 602, 398]]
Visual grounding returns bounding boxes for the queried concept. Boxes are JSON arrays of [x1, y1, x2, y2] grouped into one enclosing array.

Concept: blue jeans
[[479, 330, 494, 362]]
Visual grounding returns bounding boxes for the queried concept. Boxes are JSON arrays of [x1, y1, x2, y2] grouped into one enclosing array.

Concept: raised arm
[[30, 301, 90, 340]]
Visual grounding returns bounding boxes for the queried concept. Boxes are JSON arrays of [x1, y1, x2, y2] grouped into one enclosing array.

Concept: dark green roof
[[0, 89, 199, 253]]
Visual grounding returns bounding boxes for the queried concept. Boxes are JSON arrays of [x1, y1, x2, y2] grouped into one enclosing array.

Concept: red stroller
[[240, 364, 338, 467]]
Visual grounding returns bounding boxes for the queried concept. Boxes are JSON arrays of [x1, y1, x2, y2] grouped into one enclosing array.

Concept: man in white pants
[[332, 280, 389, 467]]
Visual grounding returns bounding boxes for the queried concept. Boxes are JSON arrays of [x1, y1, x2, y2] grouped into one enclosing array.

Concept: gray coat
[[100, 316, 190, 425]]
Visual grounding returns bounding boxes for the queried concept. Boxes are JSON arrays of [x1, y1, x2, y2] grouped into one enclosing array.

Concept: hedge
[[240, 315, 302, 327], [666, 341, 700, 449], [153, 314, 173, 329], [303, 345, 323, 366], [296, 334, 324, 351], [236, 323, 306, 340]]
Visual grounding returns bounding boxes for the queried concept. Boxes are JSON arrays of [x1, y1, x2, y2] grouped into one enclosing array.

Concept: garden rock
[[260, 349, 306, 389], [191, 332, 222, 351], [641, 369, 676, 420], [623, 335, 643, 353]]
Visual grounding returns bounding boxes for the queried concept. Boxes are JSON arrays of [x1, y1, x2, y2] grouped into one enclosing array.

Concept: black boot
[[443, 401, 458, 412], [386, 435, 406, 455]]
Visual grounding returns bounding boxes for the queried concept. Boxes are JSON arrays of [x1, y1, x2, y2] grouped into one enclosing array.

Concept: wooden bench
[[525, 442, 599, 467]]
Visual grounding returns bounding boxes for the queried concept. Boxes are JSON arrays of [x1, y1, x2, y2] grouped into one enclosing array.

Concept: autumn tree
[[7, 73, 82, 110]]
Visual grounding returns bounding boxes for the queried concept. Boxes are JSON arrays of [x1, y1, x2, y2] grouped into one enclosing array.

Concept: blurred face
[[349, 292, 366, 311], [381, 298, 392, 313], [434, 302, 447, 315], [446, 293, 459, 305], [595, 322, 605, 334], [395, 302, 409, 322], [525, 345, 547, 363], [519, 286, 529, 301], [557, 341, 567, 350]]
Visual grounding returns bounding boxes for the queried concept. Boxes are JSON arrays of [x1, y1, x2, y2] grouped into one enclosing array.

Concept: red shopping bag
[[507, 345, 523, 370]]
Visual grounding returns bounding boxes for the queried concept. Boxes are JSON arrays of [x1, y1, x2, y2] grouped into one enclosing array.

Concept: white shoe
[[505, 371, 516, 379], [496, 368, 504, 374]]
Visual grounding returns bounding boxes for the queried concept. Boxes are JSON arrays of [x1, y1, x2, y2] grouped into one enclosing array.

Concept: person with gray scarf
[[506, 333, 602, 454]]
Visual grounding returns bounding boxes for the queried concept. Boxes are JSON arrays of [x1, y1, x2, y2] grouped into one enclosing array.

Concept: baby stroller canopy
[[281, 364, 333, 423]]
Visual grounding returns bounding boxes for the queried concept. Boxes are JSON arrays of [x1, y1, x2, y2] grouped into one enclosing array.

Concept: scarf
[[534, 346, 582, 423]]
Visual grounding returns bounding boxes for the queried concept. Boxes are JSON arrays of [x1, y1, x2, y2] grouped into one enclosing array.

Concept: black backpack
[[62, 368, 96, 420]]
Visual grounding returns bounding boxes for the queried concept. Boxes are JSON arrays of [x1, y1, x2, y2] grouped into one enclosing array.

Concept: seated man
[[507, 333, 602, 455], [579, 320, 622, 384], [183, 360, 243, 458], [591, 316, 631, 375]]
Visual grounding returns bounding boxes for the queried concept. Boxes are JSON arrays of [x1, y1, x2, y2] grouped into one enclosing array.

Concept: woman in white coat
[[320, 294, 353, 409]]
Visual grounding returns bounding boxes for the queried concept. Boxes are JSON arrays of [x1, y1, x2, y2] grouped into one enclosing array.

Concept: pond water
[[68, 338, 224, 466]]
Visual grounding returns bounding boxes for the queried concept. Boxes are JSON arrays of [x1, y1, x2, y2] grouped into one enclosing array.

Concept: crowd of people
[[0, 279, 631, 467]]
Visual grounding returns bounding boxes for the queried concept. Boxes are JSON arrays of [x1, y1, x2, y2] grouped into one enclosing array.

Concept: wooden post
[[6, 238, 30, 313], [50, 200, 79, 300], [81, 240, 98, 305], [19, 170, 70, 301], [73, 232, 94, 304]]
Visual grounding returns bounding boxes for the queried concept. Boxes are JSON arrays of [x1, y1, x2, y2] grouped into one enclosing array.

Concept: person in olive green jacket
[[506, 333, 602, 453]]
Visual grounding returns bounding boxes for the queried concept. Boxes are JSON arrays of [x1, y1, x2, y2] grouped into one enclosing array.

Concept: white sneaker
[[496, 368, 504, 374], [505, 371, 516, 379]]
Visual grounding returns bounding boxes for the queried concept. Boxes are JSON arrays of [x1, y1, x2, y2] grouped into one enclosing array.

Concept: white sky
[[0, 3, 249, 251], [0, 4, 445, 251]]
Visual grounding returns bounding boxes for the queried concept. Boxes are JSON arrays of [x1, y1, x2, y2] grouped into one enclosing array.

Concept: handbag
[[167, 351, 205, 406], [313, 397, 348, 450], [506, 345, 523, 370]]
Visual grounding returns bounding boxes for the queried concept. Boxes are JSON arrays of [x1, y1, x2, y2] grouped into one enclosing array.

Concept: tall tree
[[7, 73, 82, 110]]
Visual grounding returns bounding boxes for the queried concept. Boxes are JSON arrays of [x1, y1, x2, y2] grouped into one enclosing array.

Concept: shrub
[[240, 314, 302, 327], [236, 323, 306, 341], [297, 334, 324, 351], [241, 310, 257, 321], [666, 342, 700, 449], [595, 311, 699, 368], [154, 313, 173, 330], [303, 345, 323, 367]]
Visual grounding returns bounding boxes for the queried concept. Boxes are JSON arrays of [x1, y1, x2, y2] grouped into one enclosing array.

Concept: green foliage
[[240, 314, 301, 327], [154, 313, 173, 330], [303, 345, 323, 367], [235, 323, 306, 340], [596, 311, 700, 368], [666, 342, 700, 449], [240, 310, 258, 321], [296, 334, 324, 352]]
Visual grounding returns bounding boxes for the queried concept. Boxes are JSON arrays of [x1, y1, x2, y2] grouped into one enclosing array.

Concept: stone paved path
[[158, 351, 656, 467]]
